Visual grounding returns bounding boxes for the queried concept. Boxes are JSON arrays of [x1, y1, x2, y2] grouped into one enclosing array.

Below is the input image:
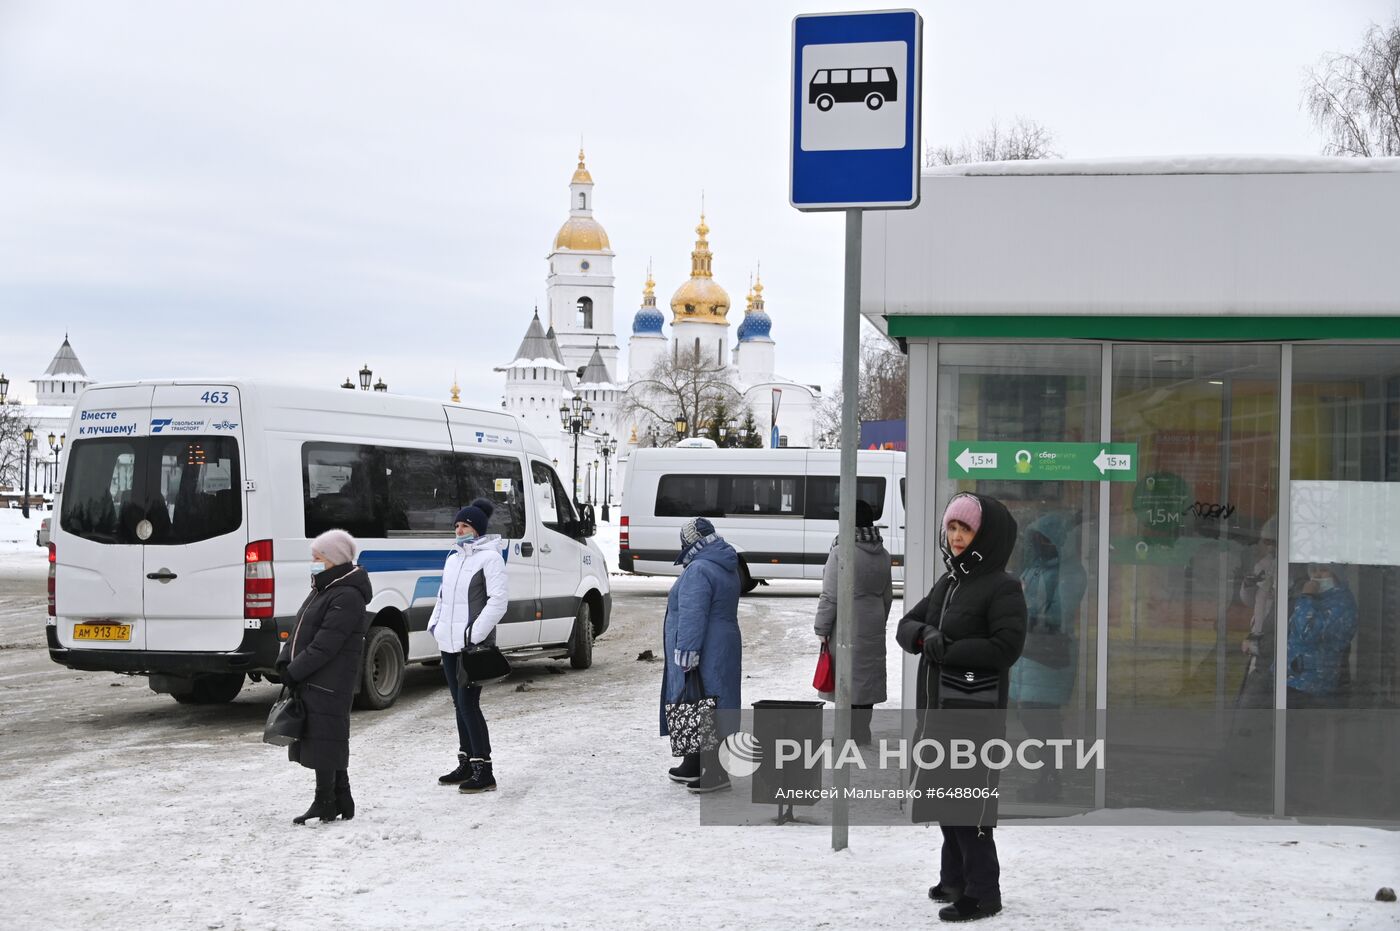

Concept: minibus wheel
[[865, 93, 884, 110], [172, 672, 245, 705], [354, 626, 405, 710], [568, 600, 594, 670]]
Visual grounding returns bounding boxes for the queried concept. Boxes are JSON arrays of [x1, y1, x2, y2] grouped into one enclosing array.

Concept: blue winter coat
[[1008, 513, 1086, 707], [659, 539, 743, 736], [1286, 585, 1357, 696]]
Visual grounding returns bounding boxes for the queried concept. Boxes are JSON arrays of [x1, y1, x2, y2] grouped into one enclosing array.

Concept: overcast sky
[[1, 0, 1394, 405]]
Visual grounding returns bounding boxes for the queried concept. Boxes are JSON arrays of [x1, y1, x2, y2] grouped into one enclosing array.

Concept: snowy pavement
[[1, 554, 1397, 930]]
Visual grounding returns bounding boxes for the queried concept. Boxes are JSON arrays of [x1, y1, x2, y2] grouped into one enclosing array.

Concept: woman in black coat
[[276, 528, 371, 825], [895, 493, 1027, 923]]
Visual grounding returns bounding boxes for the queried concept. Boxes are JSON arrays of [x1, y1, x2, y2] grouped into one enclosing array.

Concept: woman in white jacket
[[429, 498, 509, 794]]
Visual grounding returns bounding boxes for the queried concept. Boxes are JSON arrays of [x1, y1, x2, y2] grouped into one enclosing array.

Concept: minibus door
[[531, 460, 583, 644], [55, 384, 154, 651], [141, 385, 248, 653]]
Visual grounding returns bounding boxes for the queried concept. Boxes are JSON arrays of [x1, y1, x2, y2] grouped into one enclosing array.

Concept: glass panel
[[804, 476, 884, 521], [147, 436, 241, 544], [935, 343, 1103, 716], [60, 439, 137, 543], [1288, 345, 1400, 710], [1107, 345, 1281, 709]]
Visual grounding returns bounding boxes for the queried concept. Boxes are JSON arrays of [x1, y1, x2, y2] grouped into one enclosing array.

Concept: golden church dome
[[554, 217, 611, 251], [571, 148, 593, 184], [669, 213, 730, 325]]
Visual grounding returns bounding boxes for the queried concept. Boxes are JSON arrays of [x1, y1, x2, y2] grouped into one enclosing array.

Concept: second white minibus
[[619, 448, 905, 589]]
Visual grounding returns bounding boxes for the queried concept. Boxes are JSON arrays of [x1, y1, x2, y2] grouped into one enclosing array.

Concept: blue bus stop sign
[[790, 9, 923, 211]]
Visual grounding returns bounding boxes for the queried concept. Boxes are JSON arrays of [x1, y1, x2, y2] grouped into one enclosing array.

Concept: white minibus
[[47, 381, 611, 708], [619, 448, 906, 590]]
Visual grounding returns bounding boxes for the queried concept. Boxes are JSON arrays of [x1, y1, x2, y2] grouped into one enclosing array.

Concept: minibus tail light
[[245, 540, 274, 619], [47, 543, 56, 616], [619, 515, 629, 550]]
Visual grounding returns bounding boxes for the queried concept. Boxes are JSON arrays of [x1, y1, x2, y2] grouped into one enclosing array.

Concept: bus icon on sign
[[809, 67, 898, 112]]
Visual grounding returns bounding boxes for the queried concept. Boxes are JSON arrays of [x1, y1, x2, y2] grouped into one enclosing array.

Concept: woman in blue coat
[[659, 517, 742, 793]]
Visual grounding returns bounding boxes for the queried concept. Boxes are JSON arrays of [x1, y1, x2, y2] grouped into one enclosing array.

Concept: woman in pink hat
[[895, 492, 1027, 923]]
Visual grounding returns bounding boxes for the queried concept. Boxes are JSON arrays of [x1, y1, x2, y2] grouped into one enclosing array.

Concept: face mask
[[310, 562, 326, 576], [1313, 577, 1336, 592], [456, 530, 475, 543]]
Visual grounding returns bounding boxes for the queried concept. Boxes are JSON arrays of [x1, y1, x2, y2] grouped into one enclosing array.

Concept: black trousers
[[851, 704, 874, 744], [314, 767, 348, 796], [441, 651, 492, 759], [940, 825, 1001, 903]]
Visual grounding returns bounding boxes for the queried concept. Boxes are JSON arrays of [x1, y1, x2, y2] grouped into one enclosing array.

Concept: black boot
[[459, 758, 497, 794], [293, 769, 339, 824], [668, 752, 703, 785], [439, 752, 473, 786], [938, 895, 1002, 922], [686, 748, 731, 794], [928, 883, 964, 903], [334, 769, 354, 821]]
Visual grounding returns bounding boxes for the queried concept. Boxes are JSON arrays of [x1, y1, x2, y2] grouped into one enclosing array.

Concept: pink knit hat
[[311, 528, 357, 566], [943, 494, 982, 535]]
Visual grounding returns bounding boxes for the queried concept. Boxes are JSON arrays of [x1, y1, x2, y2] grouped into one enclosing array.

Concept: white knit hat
[[311, 528, 357, 566]]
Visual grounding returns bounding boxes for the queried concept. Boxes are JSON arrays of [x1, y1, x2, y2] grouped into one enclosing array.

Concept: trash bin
[[751, 699, 825, 818]]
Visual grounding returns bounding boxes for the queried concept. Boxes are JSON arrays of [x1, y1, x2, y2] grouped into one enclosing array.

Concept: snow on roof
[[927, 154, 1400, 178], [494, 356, 569, 373], [499, 310, 568, 370]]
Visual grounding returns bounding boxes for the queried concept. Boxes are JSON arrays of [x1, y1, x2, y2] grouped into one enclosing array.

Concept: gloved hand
[[675, 649, 701, 672], [280, 667, 299, 689], [921, 630, 948, 664]]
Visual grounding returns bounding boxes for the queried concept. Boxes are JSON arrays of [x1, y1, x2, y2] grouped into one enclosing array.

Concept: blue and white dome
[[632, 273, 665, 336], [737, 277, 773, 342]]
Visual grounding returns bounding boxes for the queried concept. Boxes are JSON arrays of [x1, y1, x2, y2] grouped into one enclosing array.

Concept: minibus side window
[[723, 475, 804, 515], [656, 474, 724, 518], [303, 442, 386, 540], [456, 452, 525, 539], [531, 461, 576, 533], [804, 476, 886, 522]]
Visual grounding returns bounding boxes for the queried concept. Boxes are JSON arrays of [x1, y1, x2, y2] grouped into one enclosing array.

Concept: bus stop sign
[[790, 9, 923, 211]]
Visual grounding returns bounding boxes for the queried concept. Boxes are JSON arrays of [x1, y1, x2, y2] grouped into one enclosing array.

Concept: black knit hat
[[454, 498, 495, 536]]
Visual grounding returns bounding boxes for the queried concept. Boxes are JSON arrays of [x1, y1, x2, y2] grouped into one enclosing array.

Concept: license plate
[[73, 623, 132, 642]]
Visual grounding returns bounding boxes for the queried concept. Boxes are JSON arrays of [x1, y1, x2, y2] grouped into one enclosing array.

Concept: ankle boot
[[686, 748, 731, 794], [668, 752, 703, 785], [334, 769, 354, 820], [439, 752, 473, 785], [459, 758, 497, 794], [293, 770, 340, 824]]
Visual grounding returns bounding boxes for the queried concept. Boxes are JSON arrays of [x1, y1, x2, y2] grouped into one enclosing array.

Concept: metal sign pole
[[832, 207, 862, 851]]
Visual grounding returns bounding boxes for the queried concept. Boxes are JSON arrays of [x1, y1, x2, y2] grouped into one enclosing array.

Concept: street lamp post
[[674, 415, 688, 441], [358, 364, 373, 391], [558, 396, 594, 507], [20, 426, 34, 519], [0, 372, 9, 403], [48, 433, 63, 500], [594, 433, 617, 521]]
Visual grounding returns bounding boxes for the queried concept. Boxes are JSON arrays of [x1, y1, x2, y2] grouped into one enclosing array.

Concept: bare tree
[[1304, 18, 1400, 157], [0, 402, 38, 490], [815, 323, 909, 448], [926, 117, 1062, 166], [622, 345, 743, 446]]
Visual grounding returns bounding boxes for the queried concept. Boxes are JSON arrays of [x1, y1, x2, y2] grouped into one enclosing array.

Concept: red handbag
[[813, 641, 835, 693]]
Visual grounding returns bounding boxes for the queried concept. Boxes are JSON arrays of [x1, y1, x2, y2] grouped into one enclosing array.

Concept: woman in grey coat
[[813, 500, 894, 745]]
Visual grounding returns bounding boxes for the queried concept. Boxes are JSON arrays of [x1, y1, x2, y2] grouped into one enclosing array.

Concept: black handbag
[[457, 640, 512, 686], [937, 667, 1001, 708], [262, 685, 306, 746], [457, 609, 512, 686], [665, 669, 719, 756]]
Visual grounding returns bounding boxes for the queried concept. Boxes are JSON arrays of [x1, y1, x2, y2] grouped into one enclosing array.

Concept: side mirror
[[578, 504, 597, 539]]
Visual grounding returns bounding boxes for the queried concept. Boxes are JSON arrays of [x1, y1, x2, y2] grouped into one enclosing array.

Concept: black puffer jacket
[[895, 493, 1027, 710], [894, 494, 1027, 827], [277, 563, 371, 771]]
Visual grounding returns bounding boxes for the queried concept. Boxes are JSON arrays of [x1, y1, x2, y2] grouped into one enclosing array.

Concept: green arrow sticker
[[947, 441, 1138, 482]]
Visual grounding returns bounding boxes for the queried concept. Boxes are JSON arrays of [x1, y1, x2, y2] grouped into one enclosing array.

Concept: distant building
[[3, 336, 92, 502], [497, 151, 821, 503]]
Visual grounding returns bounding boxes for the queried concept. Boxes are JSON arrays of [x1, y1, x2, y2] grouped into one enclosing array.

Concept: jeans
[[441, 651, 492, 760]]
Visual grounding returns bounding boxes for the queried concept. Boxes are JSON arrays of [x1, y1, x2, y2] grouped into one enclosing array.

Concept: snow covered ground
[[1, 534, 1397, 929], [0, 506, 48, 555]]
